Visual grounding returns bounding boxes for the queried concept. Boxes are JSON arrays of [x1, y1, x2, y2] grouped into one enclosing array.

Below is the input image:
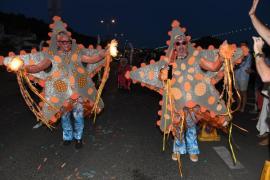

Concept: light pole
[[98, 18, 116, 45]]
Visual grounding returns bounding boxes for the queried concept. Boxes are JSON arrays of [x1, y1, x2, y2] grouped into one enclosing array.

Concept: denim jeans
[[173, 111, 199, 155], [61, 100, 84, 141]]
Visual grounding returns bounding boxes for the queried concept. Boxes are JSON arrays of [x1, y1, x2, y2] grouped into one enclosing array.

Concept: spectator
[[234, 42, 253, 112]]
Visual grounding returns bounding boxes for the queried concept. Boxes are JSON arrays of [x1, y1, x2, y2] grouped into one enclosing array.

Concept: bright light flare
[[109, 39, 118, 57], [8, 57, 24, 72]]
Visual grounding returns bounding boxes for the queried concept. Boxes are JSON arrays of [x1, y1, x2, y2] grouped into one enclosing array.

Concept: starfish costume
[[126, 20, 248, 158], [2, 17, 107, 141]]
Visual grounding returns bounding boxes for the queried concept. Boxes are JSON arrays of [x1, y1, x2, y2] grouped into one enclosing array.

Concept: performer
[[2, 16, 112, 149], [126, 20, 248, 164], [117, 58, 131, 90]]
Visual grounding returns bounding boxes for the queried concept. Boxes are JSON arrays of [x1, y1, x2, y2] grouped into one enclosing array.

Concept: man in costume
[[1, 16, 110, 149], [126, 20, 247, 163]]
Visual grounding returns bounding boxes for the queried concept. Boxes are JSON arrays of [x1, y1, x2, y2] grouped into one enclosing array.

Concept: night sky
[[1, 0, 270, 48]]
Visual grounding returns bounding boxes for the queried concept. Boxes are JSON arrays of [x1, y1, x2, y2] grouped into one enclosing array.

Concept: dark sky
[[1, 0, 270, 48]]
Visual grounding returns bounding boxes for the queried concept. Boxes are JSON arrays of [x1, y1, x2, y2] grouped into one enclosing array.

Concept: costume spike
[[31, 48, 37, 53], [140, 63, 146, 67], [132, 66, 137, 71], [49, 24, 55, 29], [150, 60, 155, 64], [20, 50, 26, 55], [181, 27, 186, 33], [171, 20, 180, 28], [8, 52, 15, 57], [208, 45, 215, 50], [53, 16, 61, 21]]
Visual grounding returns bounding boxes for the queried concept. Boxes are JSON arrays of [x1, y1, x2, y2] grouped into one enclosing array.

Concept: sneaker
[[259, 137, 269, 146], [63, 140, 72, 146], [75, 139, 83, 149], [171, 153, 179, 161], [189, 154, 199, 162], [32, 122, 43, 129], [257, 133, 269, 138]]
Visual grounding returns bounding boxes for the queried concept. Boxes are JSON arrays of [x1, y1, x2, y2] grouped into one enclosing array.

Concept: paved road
[[0, 64, 269, 180]]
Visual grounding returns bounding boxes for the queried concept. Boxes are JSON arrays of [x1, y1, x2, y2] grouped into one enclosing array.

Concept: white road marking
[[213, 146, 244, 169]]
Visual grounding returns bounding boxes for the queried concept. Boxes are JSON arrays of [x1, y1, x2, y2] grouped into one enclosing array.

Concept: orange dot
[[188, 67, 195, 74], [195, 83, 206, 96], [77, 67, 85, 74], [139, 71, 145, 78], [50, 96, 59, 103], [171, 78, 176, 85], [69, 76, 75, 84], [187, 74, 194, 81], [216, 104, 222, 111], [186, 93, 192, 101], [171, 88, 182, 100], [148, 71, 155, 80], [181, 63, 186, 70], [71, 93, 79, 100], [52, 71, 61, 78], [173, 70, 181, 76], [29, 59, 36, 65], [184, 82, 191, 92], [194, 73, 204, 80], [193, 50, 200, 57], [87, 88, 94, 95], [164, 114, 170, 120], [188, 56, 196, 65], [171, 62, 177, 68], [177, 76, 184, 83], [54, 56, 62, 63], [208, 96, 216, 105], [71, 54, 78, 62]]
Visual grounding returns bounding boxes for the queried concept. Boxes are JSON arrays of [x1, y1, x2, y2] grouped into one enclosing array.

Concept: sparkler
[[109, 39, 118, 57], [8, 57, 24, 72], [92, 39, 118, 122]]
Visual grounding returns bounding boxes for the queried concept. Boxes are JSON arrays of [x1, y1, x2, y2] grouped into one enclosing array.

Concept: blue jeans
[[61, 100, 84, 141], [173, 111, 199, 155]]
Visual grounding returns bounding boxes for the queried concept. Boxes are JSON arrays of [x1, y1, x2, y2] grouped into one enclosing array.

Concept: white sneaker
[[189, 154, 198, 162], [171, 153, 179, 161], [32, 122, 43, 129]]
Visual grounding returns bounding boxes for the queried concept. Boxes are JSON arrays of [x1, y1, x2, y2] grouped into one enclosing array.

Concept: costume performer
[[126, 20, 248, 175], [1, 16, 117, 149]]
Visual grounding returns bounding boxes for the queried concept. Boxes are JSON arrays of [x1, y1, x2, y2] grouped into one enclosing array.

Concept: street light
[[99, 18, 117, 34]]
